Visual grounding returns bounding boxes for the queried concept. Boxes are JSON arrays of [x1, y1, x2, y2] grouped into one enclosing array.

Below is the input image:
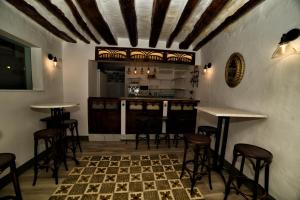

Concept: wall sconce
[[48, 53, 58, 67], [203, 63, 211, 73], [272, 28, 300, 59]]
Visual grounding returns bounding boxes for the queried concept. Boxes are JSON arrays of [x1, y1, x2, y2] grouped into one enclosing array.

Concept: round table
[[30, 103, 79, 123]]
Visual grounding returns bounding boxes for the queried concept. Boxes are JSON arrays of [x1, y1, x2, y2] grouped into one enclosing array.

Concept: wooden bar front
[[88, 97, 199, 135]]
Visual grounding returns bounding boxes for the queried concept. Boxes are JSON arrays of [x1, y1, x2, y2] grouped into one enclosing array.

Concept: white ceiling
[[21, 0, 250, 50]]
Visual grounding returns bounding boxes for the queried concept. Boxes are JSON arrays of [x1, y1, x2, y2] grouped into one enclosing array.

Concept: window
[[0, 35, 32, 90]]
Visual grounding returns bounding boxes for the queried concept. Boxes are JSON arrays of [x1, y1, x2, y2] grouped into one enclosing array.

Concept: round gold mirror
[[225, 53, 245, 87]]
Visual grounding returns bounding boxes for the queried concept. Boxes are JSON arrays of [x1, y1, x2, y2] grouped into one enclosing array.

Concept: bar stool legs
[[10, 160, 22, 200], [224, 143, 273, 200], [155, 133, 170, 149], [74, 121, 82, 152], [180, 135, 212, 195], [180, 139, 188, 179]]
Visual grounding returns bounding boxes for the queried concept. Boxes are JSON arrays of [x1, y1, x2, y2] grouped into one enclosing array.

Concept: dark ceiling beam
[[65, 0, 100, 44], [76, 0, 117, 45], [38, 0, 89, 44], [119, 0, 138, 47], [149, 0, 171, 48], [179, 0, 229, 49], [193, 0, 265, 51], [6, 0, 76, 43], [166, 0, 199, 48]]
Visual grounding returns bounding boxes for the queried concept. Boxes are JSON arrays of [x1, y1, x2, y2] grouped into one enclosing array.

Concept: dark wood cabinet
[[166, 100, 198, 134], [88, 97, 198, 135], [88, 97, 121, 134], [126, 99, 163, 134]]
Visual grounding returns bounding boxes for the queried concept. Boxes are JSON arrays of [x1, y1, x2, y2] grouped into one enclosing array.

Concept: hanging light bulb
[[147, 67, 150, 74], [134, 67, 137, 74], [140, 67, 144, 74], [127, 67, 131, 74]]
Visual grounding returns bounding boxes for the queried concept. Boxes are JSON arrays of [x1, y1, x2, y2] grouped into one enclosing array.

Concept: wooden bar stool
[[62, 119, 82, 155], [197, 126, 217, 136], [180, 134, 212, 195], [173, 118, 189, 148], [0, 153, 23, 200], [33, 128, 67, 185], [135, 117, 150, 149], [224, 143, 273, 200]]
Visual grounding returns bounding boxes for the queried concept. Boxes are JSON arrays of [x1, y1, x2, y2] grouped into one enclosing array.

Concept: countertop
[[197, 106, 267, 118], [119, 97, 199, 101]]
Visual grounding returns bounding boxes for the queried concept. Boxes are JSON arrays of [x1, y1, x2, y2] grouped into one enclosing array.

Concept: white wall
[[195, 0, 300, 199], [0, 2, 63, 166], [63, 39, 194, 135]]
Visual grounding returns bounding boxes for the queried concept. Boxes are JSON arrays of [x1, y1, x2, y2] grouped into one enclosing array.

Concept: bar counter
[[88, 97, 199, 135]]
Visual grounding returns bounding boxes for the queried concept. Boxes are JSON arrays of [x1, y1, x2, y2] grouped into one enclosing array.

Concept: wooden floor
[[0, 141, 245, 200]]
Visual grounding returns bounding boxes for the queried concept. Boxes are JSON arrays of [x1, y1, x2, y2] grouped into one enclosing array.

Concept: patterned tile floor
[[49, 154, 204, 200]]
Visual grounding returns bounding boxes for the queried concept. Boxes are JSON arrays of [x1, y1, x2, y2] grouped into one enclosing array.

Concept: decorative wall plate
[[225, 52, 245, 87]]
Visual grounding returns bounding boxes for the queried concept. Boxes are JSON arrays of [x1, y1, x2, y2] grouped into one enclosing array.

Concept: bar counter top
[[119, 97, 199, 102]]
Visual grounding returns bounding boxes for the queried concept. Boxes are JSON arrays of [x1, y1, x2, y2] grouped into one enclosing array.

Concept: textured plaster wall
[[195, 0, 300, 199], [0, 2, 63, 166]]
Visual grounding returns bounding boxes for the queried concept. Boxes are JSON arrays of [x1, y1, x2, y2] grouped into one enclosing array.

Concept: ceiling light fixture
[[272, 28, 300, 59]]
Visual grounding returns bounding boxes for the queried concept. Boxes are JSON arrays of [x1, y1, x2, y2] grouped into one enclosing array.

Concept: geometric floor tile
[[48, 153, 204, 200]]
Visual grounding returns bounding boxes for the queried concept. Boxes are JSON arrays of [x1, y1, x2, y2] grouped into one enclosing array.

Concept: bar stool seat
[[186, 134, 211, 145], [197, 126, 217, 136], [0, 154, 15, 170], [0, 153, 23, 200], [180, 134, 212, 195], [224, 143, 273, 200], [234, 144, 273, 162]]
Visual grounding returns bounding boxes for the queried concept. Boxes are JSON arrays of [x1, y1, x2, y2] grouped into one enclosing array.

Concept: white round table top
[[30, 102, 79, 109]]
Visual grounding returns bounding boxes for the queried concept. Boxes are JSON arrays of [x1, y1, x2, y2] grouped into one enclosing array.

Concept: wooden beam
[[76, 0, 117, 45], [38, 0, 89, 44], [6, 0, 76, 43], [149, 0, 171, 48], [193, 0, 265, 50], [179, 0, 229, 49], [65, 0, 100, 44], [166, 0, 199, 48], [119, 0, 138, 47]]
